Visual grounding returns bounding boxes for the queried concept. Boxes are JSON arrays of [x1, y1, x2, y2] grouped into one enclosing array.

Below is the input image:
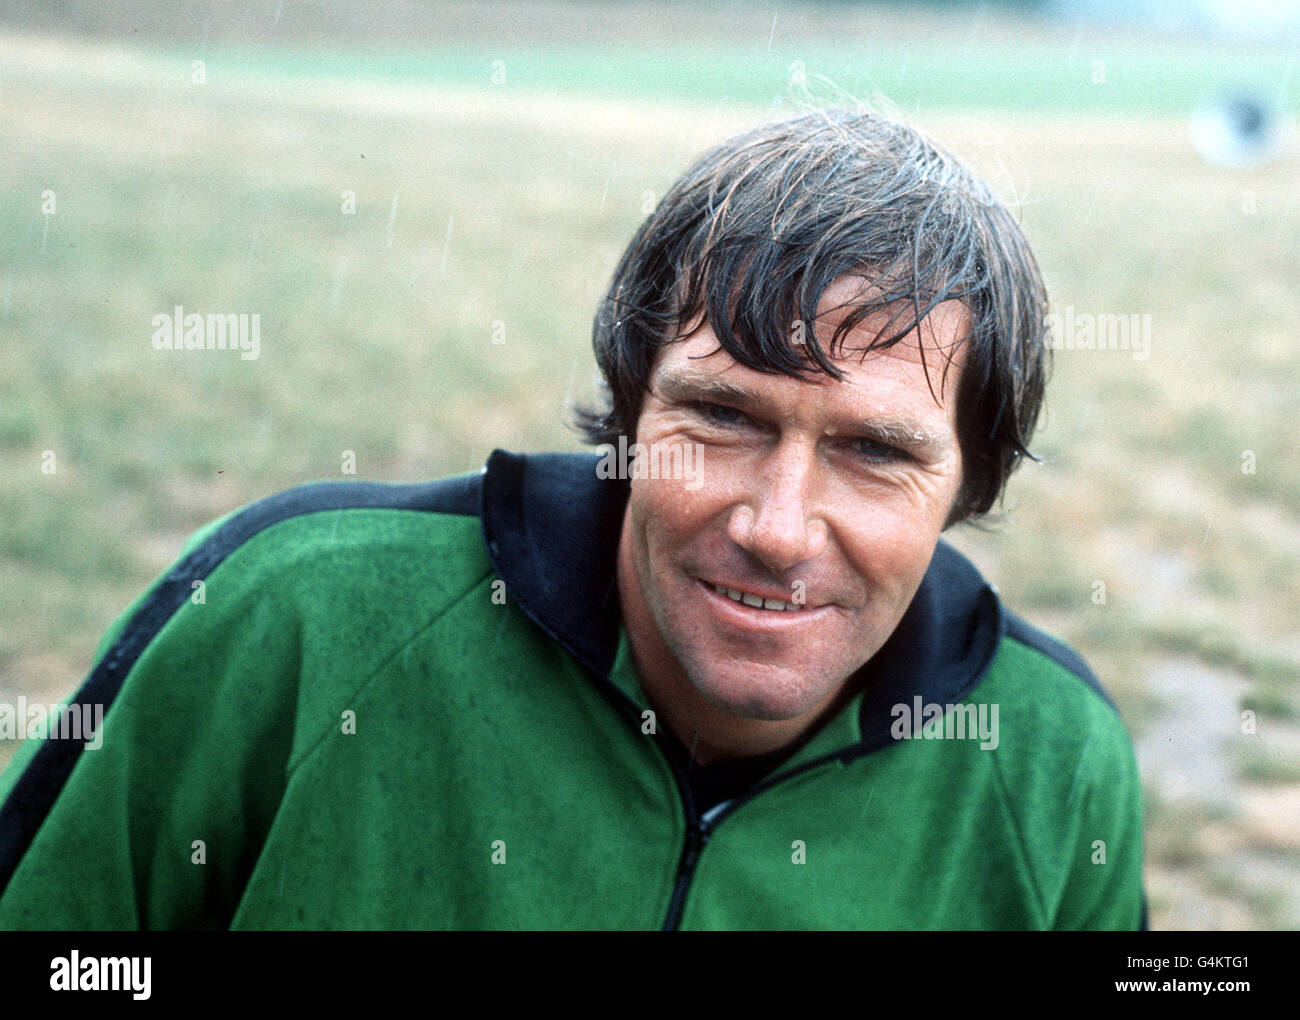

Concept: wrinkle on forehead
[[678, 273, 971, 409], [654, 321, 962, 463]]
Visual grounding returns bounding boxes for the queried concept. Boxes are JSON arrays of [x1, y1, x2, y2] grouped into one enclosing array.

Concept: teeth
[[712, 583, 803, 611]]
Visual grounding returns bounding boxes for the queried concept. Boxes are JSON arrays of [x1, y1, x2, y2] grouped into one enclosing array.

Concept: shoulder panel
[[1003, 611, 1115, 714], [0, 471, 484, 894]]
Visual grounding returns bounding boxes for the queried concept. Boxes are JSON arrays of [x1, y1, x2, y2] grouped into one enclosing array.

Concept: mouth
[[695, 577, 835, 629], [706, 581, 807, 612]]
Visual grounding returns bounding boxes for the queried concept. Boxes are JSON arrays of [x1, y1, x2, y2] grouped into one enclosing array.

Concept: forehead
[[652, 275, 970, 426]]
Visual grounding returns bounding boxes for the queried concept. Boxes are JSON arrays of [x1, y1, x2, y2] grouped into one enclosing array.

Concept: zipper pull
[[700, 799, 732, 831]]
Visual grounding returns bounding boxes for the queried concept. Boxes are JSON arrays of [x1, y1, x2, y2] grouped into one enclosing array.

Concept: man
[[0, 109, 1145, 929]]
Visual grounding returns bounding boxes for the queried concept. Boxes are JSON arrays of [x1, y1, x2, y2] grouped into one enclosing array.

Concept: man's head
[[578, 109, 1050, 755], [576, 107, 1049, 526]]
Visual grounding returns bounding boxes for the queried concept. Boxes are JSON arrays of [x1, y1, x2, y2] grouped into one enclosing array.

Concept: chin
[[687, 660, 831, 722]]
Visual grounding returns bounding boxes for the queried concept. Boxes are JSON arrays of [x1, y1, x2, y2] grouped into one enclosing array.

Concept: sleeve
[[0, 511, 299, 930], [1048, 707, 1147, 930]]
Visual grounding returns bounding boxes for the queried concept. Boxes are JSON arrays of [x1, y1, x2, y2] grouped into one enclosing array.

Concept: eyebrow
[[653, 367, 954, 458]]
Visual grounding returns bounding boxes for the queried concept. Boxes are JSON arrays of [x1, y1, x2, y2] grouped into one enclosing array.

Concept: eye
[[693, 402, 748, 427], [848, 437, 909, 464]]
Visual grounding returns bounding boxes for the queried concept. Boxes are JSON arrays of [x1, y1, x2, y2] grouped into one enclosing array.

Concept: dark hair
[[572, 107, 1049, 525]]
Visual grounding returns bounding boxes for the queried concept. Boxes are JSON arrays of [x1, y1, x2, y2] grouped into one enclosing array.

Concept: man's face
[[616, 275, 968, 728]]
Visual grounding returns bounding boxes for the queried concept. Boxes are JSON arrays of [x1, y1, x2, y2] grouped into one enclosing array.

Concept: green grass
[[122, 38, 1300, 116], [1235, 739, 1300, 784]]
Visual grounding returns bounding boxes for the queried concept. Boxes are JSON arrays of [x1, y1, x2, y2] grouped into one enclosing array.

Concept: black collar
[[480, 448, 1005, 755]]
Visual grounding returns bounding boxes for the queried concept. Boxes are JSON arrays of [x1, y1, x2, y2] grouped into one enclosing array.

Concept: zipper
[[657, 751, 856, 928], [661, 816, 709, 931], [652, 727, 850, 928], [594, 671, 849, 929], [660, 794, 733, 930], [587, 677, 725, 931]]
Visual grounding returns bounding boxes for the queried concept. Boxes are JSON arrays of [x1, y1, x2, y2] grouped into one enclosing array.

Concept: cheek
[[632, 476, 724, 553], [825, 490, 947, 593]]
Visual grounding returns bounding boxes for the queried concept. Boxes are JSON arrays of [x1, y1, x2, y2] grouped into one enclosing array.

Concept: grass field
[[1, 2, 1297, 929]]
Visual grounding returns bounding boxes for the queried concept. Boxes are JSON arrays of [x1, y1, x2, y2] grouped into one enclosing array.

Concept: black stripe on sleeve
[[1003, 610, 1118, 714]]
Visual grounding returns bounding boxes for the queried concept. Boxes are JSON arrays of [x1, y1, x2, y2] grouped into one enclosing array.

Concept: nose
[[726, 442, 828, 573]]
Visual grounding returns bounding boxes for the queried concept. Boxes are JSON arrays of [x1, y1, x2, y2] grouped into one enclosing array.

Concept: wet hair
[[572, 107, 1049, 525]]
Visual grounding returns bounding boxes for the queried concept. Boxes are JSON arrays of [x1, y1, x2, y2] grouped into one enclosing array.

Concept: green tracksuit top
[[0, 449, 1146, 929]]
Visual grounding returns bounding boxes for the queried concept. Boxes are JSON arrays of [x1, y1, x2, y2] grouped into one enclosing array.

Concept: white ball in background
[[1189, 92, 1288, 167]]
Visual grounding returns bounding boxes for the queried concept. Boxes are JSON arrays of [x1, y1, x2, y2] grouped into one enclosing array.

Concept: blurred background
[[0, 0, 1296, 929]]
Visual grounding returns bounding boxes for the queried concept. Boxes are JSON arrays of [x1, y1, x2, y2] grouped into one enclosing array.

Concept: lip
[[703, 576, 811, 607], [696, 577, 833, 630]]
